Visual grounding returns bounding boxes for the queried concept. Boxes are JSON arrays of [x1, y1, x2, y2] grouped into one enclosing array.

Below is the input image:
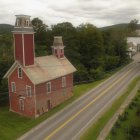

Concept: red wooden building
[[4, 15, 76, 118]]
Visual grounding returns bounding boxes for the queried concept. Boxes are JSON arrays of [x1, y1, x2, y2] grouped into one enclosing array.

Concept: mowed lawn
[[0, 77, 107, 140]]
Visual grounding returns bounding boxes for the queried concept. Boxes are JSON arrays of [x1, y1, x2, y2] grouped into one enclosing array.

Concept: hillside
[[0, 24, 13, 34], [100, 23, 140, 30]]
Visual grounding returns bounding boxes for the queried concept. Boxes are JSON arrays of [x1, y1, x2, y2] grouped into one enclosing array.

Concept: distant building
[[4, 15, 76, 118], [136, 29, 140, 36], [127, 37, 140, 57]]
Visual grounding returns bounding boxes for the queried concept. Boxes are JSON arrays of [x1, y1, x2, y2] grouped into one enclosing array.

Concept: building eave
[[3, 61, 18, 79]]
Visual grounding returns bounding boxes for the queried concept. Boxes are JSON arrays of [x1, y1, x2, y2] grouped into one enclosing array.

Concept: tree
[[102, 28, 129, 70], [77, 23, 104, 75], [31, 18, 48, 45], [127, 19, 139, 36], [128, 19, 139, 31], [32, 18, 48, 33]]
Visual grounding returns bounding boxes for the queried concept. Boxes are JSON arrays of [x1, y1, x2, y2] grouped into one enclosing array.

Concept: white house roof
[[127, 37, 140, 44], [4, 55, 76, 85]]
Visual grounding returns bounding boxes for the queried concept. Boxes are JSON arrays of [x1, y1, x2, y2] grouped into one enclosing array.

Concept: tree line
[[0, 18, 138, 103]]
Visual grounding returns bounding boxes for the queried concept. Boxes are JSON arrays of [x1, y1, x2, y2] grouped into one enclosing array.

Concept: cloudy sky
[[0, 0, 140, 27]]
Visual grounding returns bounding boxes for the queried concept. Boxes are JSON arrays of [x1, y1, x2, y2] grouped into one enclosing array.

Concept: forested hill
[[0, 24, 13, 34], [100, 23, 140, 30], [100, 23, 129, 30], [0, 23, 139, 33]]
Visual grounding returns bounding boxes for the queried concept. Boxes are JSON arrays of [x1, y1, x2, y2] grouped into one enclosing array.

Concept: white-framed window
[[26, 20, 29, 26], [46, 82, 51, 93], [62, 77, 66, 88], [19, 99, 24, 111], [26, 85, 32, 97], [11, 82, 16, 92], [16, 19, 19, 26], [18, 67, 22, 78], [60, 49, 63, 53]]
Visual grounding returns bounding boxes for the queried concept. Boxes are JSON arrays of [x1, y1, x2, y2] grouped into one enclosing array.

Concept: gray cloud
[[0, 0, 140, 27]]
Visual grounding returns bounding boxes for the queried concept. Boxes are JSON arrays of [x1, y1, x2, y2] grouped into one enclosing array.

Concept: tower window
[[18, 67, 22, 78], [26, 20, 29, 26], [60, 49, 64, 58], [16, 19, 19, 26]]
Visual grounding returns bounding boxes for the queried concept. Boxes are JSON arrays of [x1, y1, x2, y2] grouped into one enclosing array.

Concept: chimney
[[52, 36, 65, 58]]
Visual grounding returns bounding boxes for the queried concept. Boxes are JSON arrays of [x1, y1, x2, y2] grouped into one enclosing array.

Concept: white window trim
[[26, 20, 29, 26], [18, 67, 23, 79], [47, 82, 51, 94], [62, 77, 66, 88], [16, 19, 19, 26], [11, 82, 16, 93], [26, 85, 32, 97], [19, 99, 24, 111]]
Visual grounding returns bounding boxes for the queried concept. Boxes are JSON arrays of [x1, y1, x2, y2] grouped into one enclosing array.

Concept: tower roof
[[15, 15, 31, 18], [13, 14, 34, 32], [53, 36, 64, 46]]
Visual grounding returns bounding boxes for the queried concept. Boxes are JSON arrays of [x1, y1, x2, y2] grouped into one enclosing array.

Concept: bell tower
[[13, 15, 35, 66], [52, 36, 65, 58]]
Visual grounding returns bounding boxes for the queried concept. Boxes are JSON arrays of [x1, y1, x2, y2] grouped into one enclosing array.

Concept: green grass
[[0, 65, 129, 140], [106, 92, 140, 140], [80, 76, 140, 140]]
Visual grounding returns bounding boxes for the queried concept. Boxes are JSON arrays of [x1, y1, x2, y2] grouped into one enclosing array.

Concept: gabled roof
[[4, 55, 76, 85]]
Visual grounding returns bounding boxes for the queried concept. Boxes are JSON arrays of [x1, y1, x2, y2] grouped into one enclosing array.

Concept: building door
[[47, 100, 51, 110], [19, 99, 24, 111]]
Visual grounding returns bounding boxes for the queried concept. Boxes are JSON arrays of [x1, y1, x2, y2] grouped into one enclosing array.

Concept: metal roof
[[4, 55, 76, 85], [127, 37, 140, 44]]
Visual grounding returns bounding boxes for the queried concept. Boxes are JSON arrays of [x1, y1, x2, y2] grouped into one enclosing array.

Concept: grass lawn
[[0, 65, 130, 140], [80, 76, 140, 140], [106, 91, 140, 140]]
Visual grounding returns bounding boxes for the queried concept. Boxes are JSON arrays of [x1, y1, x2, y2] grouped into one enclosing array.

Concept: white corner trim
[[34, 84, 37, 117], [22, 33, 25, 67]]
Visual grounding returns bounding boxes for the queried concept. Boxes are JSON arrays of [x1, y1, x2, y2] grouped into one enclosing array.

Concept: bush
[[118, 111, 128, 121], [111, 126, 117, 135], [136, 107, 140, 116], [114, 121, 121, 128], [90, 67, 105, 80]]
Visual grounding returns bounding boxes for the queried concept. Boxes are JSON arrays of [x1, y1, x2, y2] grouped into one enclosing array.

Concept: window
[[26, 20, 29, 26], [47, 82, 51, 93], [18, 67, 22, 78], [19, 99, 24, 111], [60, 49, 63, 53], [62, 77, 66, 88], [16, 19, 19, 26], [55, 49, 57, 55], [26, 85, 32, 97], [60, 49, 64, 58], [11, 82, 16, 92]]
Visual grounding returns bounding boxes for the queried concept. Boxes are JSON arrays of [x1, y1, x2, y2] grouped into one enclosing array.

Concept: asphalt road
[[19, 53, 140, 140]]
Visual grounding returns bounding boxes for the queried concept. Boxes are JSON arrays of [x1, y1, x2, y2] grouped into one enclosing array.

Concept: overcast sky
[[0, 0, 140, 27]]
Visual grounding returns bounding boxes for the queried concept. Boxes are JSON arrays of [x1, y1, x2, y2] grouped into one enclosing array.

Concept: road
[[19, 53, 140, 140]]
